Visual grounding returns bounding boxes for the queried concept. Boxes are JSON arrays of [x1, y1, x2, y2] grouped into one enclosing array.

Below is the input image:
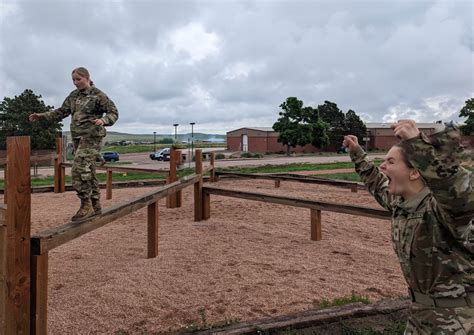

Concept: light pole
[[173, 123, 179, 143], [153, 131, 156, 153], [190, 122, 195, 162]]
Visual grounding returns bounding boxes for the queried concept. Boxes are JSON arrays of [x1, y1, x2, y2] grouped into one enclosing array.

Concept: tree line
[[0, 89, 473, 150]]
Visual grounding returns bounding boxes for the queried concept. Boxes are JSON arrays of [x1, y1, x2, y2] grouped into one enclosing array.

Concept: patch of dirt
[[5, 178, 407, 334]]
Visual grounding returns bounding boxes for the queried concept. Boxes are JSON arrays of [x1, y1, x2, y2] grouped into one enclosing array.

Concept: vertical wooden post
[[5, 136, 31, 334], [0, 204, 6, 334], [147, 202, 159, 258], [210, 153, 216, 182], [194, 149, 203, 221], [3, 165, 7, 204], [54, 137, 63, 193], [167, 149, 178, 208], [174, 150, 182, 208], [106, 169, 113, 200], [310, 209, 322, 241], [274, 179, 281, 188], [31, 253, 48, 335], [351, 185, 358, 193]]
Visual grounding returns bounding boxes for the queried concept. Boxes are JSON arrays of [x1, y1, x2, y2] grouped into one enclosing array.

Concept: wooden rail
[[202, 186, 390, 241], [215, 171, 364, 192], [61, 162, 170, 175], [31, 173, 201, 255]]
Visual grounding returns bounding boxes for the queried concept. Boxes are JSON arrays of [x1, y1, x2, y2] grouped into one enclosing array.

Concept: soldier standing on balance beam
[[344, 120, 473, 334], [29, 67, 119, 221]]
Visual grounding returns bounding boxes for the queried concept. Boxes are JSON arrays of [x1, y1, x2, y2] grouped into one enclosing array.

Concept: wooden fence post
[[274, 179, 281, 188], [3, 165, 6, 204], [175, 150, 182, 208], [54, 137, 63, 193], [194, 149, 203, 221], [106, 169, 113, 200], [202, 190, 210, 220], [31, 253, 48, 335], [351, 185, 358, 193], [60, 165, 66, 193], [310, 209, 322, 241], [210, 153, 216, 182], [0, 204, 6, 334], [5, 136, 31, 334], [167, 149, 178, 208], [147, 202, 159, 258]]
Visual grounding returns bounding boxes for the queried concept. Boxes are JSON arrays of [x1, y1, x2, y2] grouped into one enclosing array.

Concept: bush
[[240, 152, 263, 158], [215, 153, 225, 160]]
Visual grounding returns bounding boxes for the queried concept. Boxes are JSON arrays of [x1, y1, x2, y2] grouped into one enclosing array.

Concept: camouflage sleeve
[[98, 93, 118, 126], [399, 124, 473, 226], [350, 146, 393, 212], [42, 94, 72, 121]]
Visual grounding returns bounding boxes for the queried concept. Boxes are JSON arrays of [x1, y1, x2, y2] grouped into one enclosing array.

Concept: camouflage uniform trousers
[[405, 303, 474, 334], [72, 137, 103, 202]]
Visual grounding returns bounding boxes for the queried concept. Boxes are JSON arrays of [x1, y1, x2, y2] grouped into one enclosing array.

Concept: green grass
[[317, 292, 371, 309], [218, 161, 356, 174]]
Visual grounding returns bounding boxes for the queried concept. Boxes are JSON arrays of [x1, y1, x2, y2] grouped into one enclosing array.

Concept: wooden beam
[[61, 162, 170, 175], [174, 150, 182, 208], [31, 253, 48, 335], [147, 202, 159, 258], [202, 192, 210, 220], [3, 165, 6, 204], [202, 186, 391, 220], [0, 204, 6, 334], [310, 209, 322, 241], [167, 149, 178, 208], [5, 136, 31, 334], [210, 153, 216, 182], [274, 179, 281, 188], [60, 165, 66, 193], [215, 172, 365, 190], [31, 174, 201, 255], [194, 150, 203, 221]]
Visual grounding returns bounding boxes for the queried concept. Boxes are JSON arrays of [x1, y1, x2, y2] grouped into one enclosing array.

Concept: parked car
[[149, 148, 171, 161], [337, 146, 348, 154], [102, 151, 120, 162]]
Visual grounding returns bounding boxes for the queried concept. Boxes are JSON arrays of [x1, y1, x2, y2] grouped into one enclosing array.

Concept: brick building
[[226, 123, 448, 153]]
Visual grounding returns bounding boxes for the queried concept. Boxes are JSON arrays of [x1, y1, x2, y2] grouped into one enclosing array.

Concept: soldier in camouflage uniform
[[343, 120, 473, 334], [29, 67, 118, 221]]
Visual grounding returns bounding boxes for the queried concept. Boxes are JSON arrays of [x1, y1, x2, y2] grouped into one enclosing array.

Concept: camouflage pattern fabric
[[43, 86, 118, 138], [72, 137, 102, 201], [350, 124, 473, 334]]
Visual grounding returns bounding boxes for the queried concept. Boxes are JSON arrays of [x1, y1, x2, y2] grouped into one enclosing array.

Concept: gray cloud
[[1, 0, 472, 134]]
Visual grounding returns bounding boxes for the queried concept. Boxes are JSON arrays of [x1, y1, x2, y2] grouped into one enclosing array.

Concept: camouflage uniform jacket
[[43, 86, 118, 139], [350, 125, 473, 300]]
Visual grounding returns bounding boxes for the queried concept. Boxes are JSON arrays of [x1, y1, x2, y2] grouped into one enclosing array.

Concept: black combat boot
[[91, 198, 102, 215]]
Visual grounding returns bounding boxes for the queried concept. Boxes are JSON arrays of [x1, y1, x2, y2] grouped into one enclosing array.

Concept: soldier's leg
[[408, 304, 474, 335], [88, 137, 103, 214]]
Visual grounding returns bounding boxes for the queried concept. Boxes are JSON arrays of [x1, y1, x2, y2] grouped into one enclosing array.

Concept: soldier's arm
[[42, 94, 72, 121], [349, 145, 393, 212], [97, 93, 118, 126], [399, 124, 473, 220]]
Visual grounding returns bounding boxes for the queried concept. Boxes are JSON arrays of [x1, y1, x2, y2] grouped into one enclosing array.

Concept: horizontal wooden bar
[[215, 171, 365, 189], [31, 174, 201, 255], [0, 153, 56, 166], [202, 186, 391, 220], [61, 162, 170, 175]]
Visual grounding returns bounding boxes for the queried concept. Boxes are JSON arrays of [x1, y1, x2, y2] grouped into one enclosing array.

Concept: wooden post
[[167, 149, 178, 208], [106, 169, 113, 200], [310, 209, 322, 241], [3, 165, 6, 204], [31, 253, 48, 335], [5, 136, 31, 334], [174, 150, 182, 208], [147, 202, 159, 258], [351, 185, 358, 193], [54, 137, 63, 193], [194, 149, 203, 221], [274, 179, 281, 188], [0, 204, 6, 334], [210, 153, 216, 182]]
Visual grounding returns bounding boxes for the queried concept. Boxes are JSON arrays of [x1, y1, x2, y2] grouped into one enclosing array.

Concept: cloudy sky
[[0, 0, 472, 134]]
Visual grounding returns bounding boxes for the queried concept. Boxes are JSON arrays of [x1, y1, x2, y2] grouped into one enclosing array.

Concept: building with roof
[[226, 122, 448, 153]]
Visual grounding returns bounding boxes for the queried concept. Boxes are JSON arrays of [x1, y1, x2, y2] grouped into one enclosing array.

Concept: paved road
[[4, 151, 384, 179]]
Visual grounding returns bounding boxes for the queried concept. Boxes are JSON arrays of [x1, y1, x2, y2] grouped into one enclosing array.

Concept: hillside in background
[[64, 131, 226, 143]]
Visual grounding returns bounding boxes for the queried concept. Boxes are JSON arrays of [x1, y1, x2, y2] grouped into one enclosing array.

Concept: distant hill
[[63, 131, 226, 143]]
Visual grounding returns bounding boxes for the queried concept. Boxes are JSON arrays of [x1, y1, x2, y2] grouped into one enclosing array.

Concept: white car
[[149, 148, 170, 161]]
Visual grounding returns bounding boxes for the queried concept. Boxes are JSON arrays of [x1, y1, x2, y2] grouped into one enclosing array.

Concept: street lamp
[[153, 131, 156, 153], [173, 123, 179, 142]]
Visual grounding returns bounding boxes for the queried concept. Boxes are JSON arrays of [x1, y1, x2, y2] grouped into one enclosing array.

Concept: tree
[[318, 101, 366, 147], [459, 98, 474, 135], [0, 89, 63, 149], [273, 97, 328, 155]]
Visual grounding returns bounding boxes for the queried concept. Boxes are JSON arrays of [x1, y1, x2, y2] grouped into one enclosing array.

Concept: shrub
[[215, 153, 225, 160]]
